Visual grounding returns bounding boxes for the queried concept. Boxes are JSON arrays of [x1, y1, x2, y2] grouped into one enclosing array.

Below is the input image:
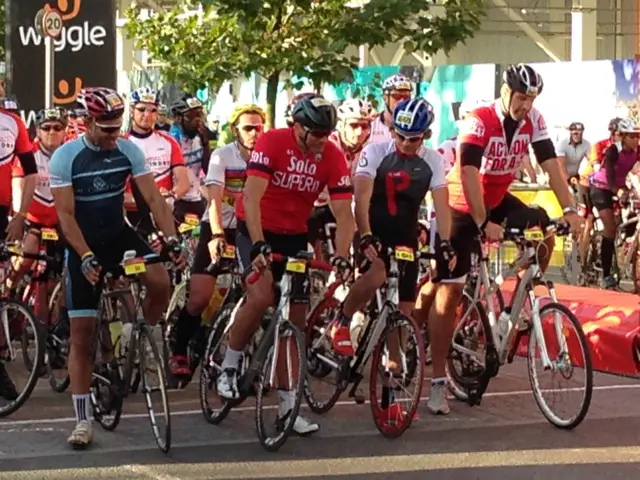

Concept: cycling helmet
[[503, 63, 544, 96], [76, 87, 125, 120], [130, 87, 160, 106], [158, 104, 168, 115], [337, 99, 373, 121], [459, 99, 492, 119], [170, 94, 203, 116], [569, 122, 585, 131], [285, 92, 316, 125], [35, 107, 67, 126], [393, 98, 435, 136], [609, 117, 623, 132], [382, 74, 413, 92], [228, 104, 266, 125], [1, 97, 19, 113], [291, 94, 337, 132], [617, 118, 640, 133]]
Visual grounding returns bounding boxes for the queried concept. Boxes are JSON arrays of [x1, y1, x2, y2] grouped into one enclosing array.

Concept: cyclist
[[284, 92, 316, 127], [155, 103, 171, 132], [169, 104, 265, 377], [308, 98, 373, 258], [169, 94, 211, 222], [124, 88, 189, 239], [217, 94, 354, 435], [415, 64, 583, 416], [48, 87, 184, 449], [588, 118, 640, 289], [329, 99, 453, 360], [557, 122, 591, 186], [368, 74, 413, 145]]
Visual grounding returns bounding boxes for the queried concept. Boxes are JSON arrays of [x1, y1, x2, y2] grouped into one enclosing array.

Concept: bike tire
[[255, 321, 306, 453], [91, 365, 123, 431], [527, 302, 593, 429], [47, 279, 70, 393], [138, 323, 172, 453], [0, 299, 45, 418]]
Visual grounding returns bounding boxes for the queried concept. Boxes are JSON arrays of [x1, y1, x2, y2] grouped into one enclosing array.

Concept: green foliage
[[125, 0, 485, 126], [0, 3, 5, 62]]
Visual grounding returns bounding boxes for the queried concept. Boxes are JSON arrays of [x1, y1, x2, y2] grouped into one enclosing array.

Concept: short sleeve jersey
[[123, 130, 184, 191], [436, 137, 457, 174], [169, 124, 204, 201], [314, 132, 361, 207], [555, 136, 591, 177], [202, 142, 247, 229], [0, 111, 33, 207], [236, 128, 353, 234], [49, 137, 150, 245], [366, 114, 393, 146], [12, 143, 57, 226], [447, 101, 550, 212], [355, 140, 446, 244]]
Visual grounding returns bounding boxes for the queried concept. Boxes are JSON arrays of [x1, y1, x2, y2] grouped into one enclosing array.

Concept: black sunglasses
[[135, 106, 158, 114], [97, 125, 121, 134], [40, 124, 64, 132]]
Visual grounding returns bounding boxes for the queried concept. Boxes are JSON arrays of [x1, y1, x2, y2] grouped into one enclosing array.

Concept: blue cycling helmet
[[392, 98, 435, 136], [130, 87, 160, 106]]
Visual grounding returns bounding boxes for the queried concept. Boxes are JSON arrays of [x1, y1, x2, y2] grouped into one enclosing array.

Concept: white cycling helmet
[[337, 99, 373, 121], [459, 99, 492, 119], [618, 118, 640, 133], [382, 74, 413, 92]]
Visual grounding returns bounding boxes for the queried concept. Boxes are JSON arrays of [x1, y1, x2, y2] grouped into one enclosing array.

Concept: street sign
[[34, 8, 45, 36], [42, 9, 63, 39]]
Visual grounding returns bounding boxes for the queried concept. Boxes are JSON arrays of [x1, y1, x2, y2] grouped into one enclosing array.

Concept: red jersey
[[0, 111, 33, 207], [447, 101, 549, 212], [12, 143, 57, 226], [590, 138, 612, 164], [237, 128, 353, 234]]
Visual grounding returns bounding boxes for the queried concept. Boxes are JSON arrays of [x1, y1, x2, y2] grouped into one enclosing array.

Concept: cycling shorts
[[577, 184, 593, 216], [589, 186, 615, 211], [24, 221, 66, 279], [65, 226, 153, 319], [126, 209, 156, 240], [434, 193, 550, 283], [0, 206, 9, 241], [174, 198, 207, 225], [307, 204, 336, 246], [191, 221, 236, 275], [236, 220, 310, 304]]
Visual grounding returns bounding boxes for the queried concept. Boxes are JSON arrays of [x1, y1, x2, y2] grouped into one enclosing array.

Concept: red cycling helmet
[[76, 87, 125, 120]]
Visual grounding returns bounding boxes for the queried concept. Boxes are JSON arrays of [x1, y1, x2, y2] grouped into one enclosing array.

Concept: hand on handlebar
[[249, 241, 272, 274], [483, 221, 504, 242], [331, 255, 352, 281], [166, 235, 187, 270], [207, 234, 226, 261], [359, 234, 380, 262], [81, 253, 101, 285], [562, 211, 584, 238]]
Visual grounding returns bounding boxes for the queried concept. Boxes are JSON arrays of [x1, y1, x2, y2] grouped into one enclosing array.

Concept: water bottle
[[120, 323, 133, 358], [497, 309, 511, 341]]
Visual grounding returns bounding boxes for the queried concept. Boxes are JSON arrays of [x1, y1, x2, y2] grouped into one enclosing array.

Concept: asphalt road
[[0, 359, 639, 479]]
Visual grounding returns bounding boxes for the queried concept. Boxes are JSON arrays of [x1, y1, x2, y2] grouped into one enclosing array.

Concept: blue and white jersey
[[49, 137, 150, 244], [169, 123, 204, 201]]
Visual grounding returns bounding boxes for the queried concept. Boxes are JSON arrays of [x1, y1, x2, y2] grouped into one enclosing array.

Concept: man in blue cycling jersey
[[49, 87, 184, 450]]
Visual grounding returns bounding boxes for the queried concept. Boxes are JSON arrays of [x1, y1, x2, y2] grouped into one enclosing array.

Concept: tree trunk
[[265, 71, 281, 130]]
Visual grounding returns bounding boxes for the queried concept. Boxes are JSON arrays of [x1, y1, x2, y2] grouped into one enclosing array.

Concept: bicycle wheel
[[369, 311, 424, 438], [0, 299, 44, 417], [527, 302, 593, 429], [303, 295, 344, 414], [162, 281, 186, 390], [199, 302, 234, 425], [446, 293, 492, 403], [255, 320, 306, 452], [91, 363, 123, 431], [138, 323, 171, 453], [46, 279, 70, 393]]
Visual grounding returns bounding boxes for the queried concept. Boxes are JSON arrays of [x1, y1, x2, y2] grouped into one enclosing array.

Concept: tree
[[0, 3, 5, 63], [126, 0, 485, 127]]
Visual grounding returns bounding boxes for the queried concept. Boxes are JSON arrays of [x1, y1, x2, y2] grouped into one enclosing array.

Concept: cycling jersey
[[169, 124, 205, 201], [123, 130, 184, 210], [202, 142, 247, 229], [367, 113, 393, 146], [314, 131, 361, 207], [49, 137, 150, 245], [237, 128, 353, 234], [436, 136, 457, 174], [0, 111, 34, 207], [448, 101, 550, 212], [590, 143, 639, 190], [556, 136, 591, 177], [356, 140, 446, 242], [12, 144, 57, 227]]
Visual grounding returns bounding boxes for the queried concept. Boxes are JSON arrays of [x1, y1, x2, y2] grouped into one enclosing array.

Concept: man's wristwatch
[[562, 206, 578, 215]]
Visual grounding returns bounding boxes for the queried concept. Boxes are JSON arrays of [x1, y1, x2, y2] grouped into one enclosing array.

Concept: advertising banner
[[6, 0, 117, 128]]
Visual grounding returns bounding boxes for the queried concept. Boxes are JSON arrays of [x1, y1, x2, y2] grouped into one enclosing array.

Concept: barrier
[[502, 280, 640, 376]]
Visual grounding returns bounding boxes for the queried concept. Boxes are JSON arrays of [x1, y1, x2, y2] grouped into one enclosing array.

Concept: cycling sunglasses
[[238, 124, 263, 133], [303, 126, 331, 139], [135, 106, 158, 114], [388, 92, 411, 101], [96, 122, 122, 134], [39, 124, 65, 132], [395, 132, 422, 143]]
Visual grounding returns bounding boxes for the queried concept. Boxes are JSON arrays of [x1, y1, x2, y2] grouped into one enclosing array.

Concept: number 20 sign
[[42, 9, 64, 39]]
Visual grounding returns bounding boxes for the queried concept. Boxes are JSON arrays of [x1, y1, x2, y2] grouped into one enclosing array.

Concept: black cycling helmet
[[35, 107, 68, 126], [609, 117, 623, 133], [291, 94, 337, 132], [503, 63, 544, 96], [170, 94, 203, 117]]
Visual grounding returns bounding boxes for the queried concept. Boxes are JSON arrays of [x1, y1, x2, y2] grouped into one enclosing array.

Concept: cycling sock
[[601, 237, 614, 278], [221, 347, 242, 370], [72, 394, 92, 423], [173, 308, 202, 356], [278, 390, 295, 416], [432, 377, 446, 385]]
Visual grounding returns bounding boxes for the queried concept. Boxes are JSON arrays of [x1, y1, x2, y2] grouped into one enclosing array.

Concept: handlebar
[[502, 219, 570, 243], [246, 251, 333, 285], [1, 243, 56, 264], [99, 252, 164, 279]]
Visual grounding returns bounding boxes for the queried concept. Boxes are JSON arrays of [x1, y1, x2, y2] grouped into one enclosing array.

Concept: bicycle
[[92, 252, 171, 453], [305, 246, 429, 438], [200, 251, 331, 452], [447, 221, 594, 429]]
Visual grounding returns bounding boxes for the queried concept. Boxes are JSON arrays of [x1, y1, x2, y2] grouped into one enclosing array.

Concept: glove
[[358, 234, 380, 253], [81, 253, 99, 279], [165, 235, 184, 256], [331, 255, 351, 274], [250, 240, 272, 261], [439, 240, 456, 263]]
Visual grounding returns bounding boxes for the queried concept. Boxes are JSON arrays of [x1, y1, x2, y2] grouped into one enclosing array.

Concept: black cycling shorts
[[434, 193, 550, 282], [236, 220, 310, 304], [174, 198, 207, 225], [578, 184, 593, 216], [191, 221, 236, 275], [589, 186, 615, 211], [126, 209, 156, 240], [307, 204, 336, 246], [24, 221, 66, 279], [65, 226, 153, 319], [0, 206, 9, 241]]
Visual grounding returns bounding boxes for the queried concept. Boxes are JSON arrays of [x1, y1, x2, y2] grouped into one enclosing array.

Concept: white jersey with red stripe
[[447, 100, 549, 212], [12, 144, 57, 226], [436, 137, 457, 174], [366, 113, 393, 146], [123, 130, 184, 191]]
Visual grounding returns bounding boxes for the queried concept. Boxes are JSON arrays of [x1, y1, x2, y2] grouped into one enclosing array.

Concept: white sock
[[432, 377, 447, 386], [278, 390, 295, 416], [72, 394, 92, 424], [221, 348, 242, 370]]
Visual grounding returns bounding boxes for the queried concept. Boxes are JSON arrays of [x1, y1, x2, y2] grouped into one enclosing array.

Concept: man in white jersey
[[367, 74, 413, 145], [169, 104, 265, 378], [124, 88, 189, 238]]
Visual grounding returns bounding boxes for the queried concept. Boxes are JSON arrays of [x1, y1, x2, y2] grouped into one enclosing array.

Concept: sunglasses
[[40, 124, 64, 132], [303, 126, 331, 138], [96, 122, 122, 134], [347, 122, 371, 130], [389, 93, 411, 101], [626, 133, 640, 139], [395, 132, 422, 143], [239, 124, 263, 133], [571, 129, 583, 133], [135, 106, 158, 114]]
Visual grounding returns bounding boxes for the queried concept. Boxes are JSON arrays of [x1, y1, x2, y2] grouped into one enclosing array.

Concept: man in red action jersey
[[217, 94, 354, 435]]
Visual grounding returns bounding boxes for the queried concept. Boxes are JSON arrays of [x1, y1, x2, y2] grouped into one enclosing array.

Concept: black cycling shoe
[[0, 363, 19, 401]]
